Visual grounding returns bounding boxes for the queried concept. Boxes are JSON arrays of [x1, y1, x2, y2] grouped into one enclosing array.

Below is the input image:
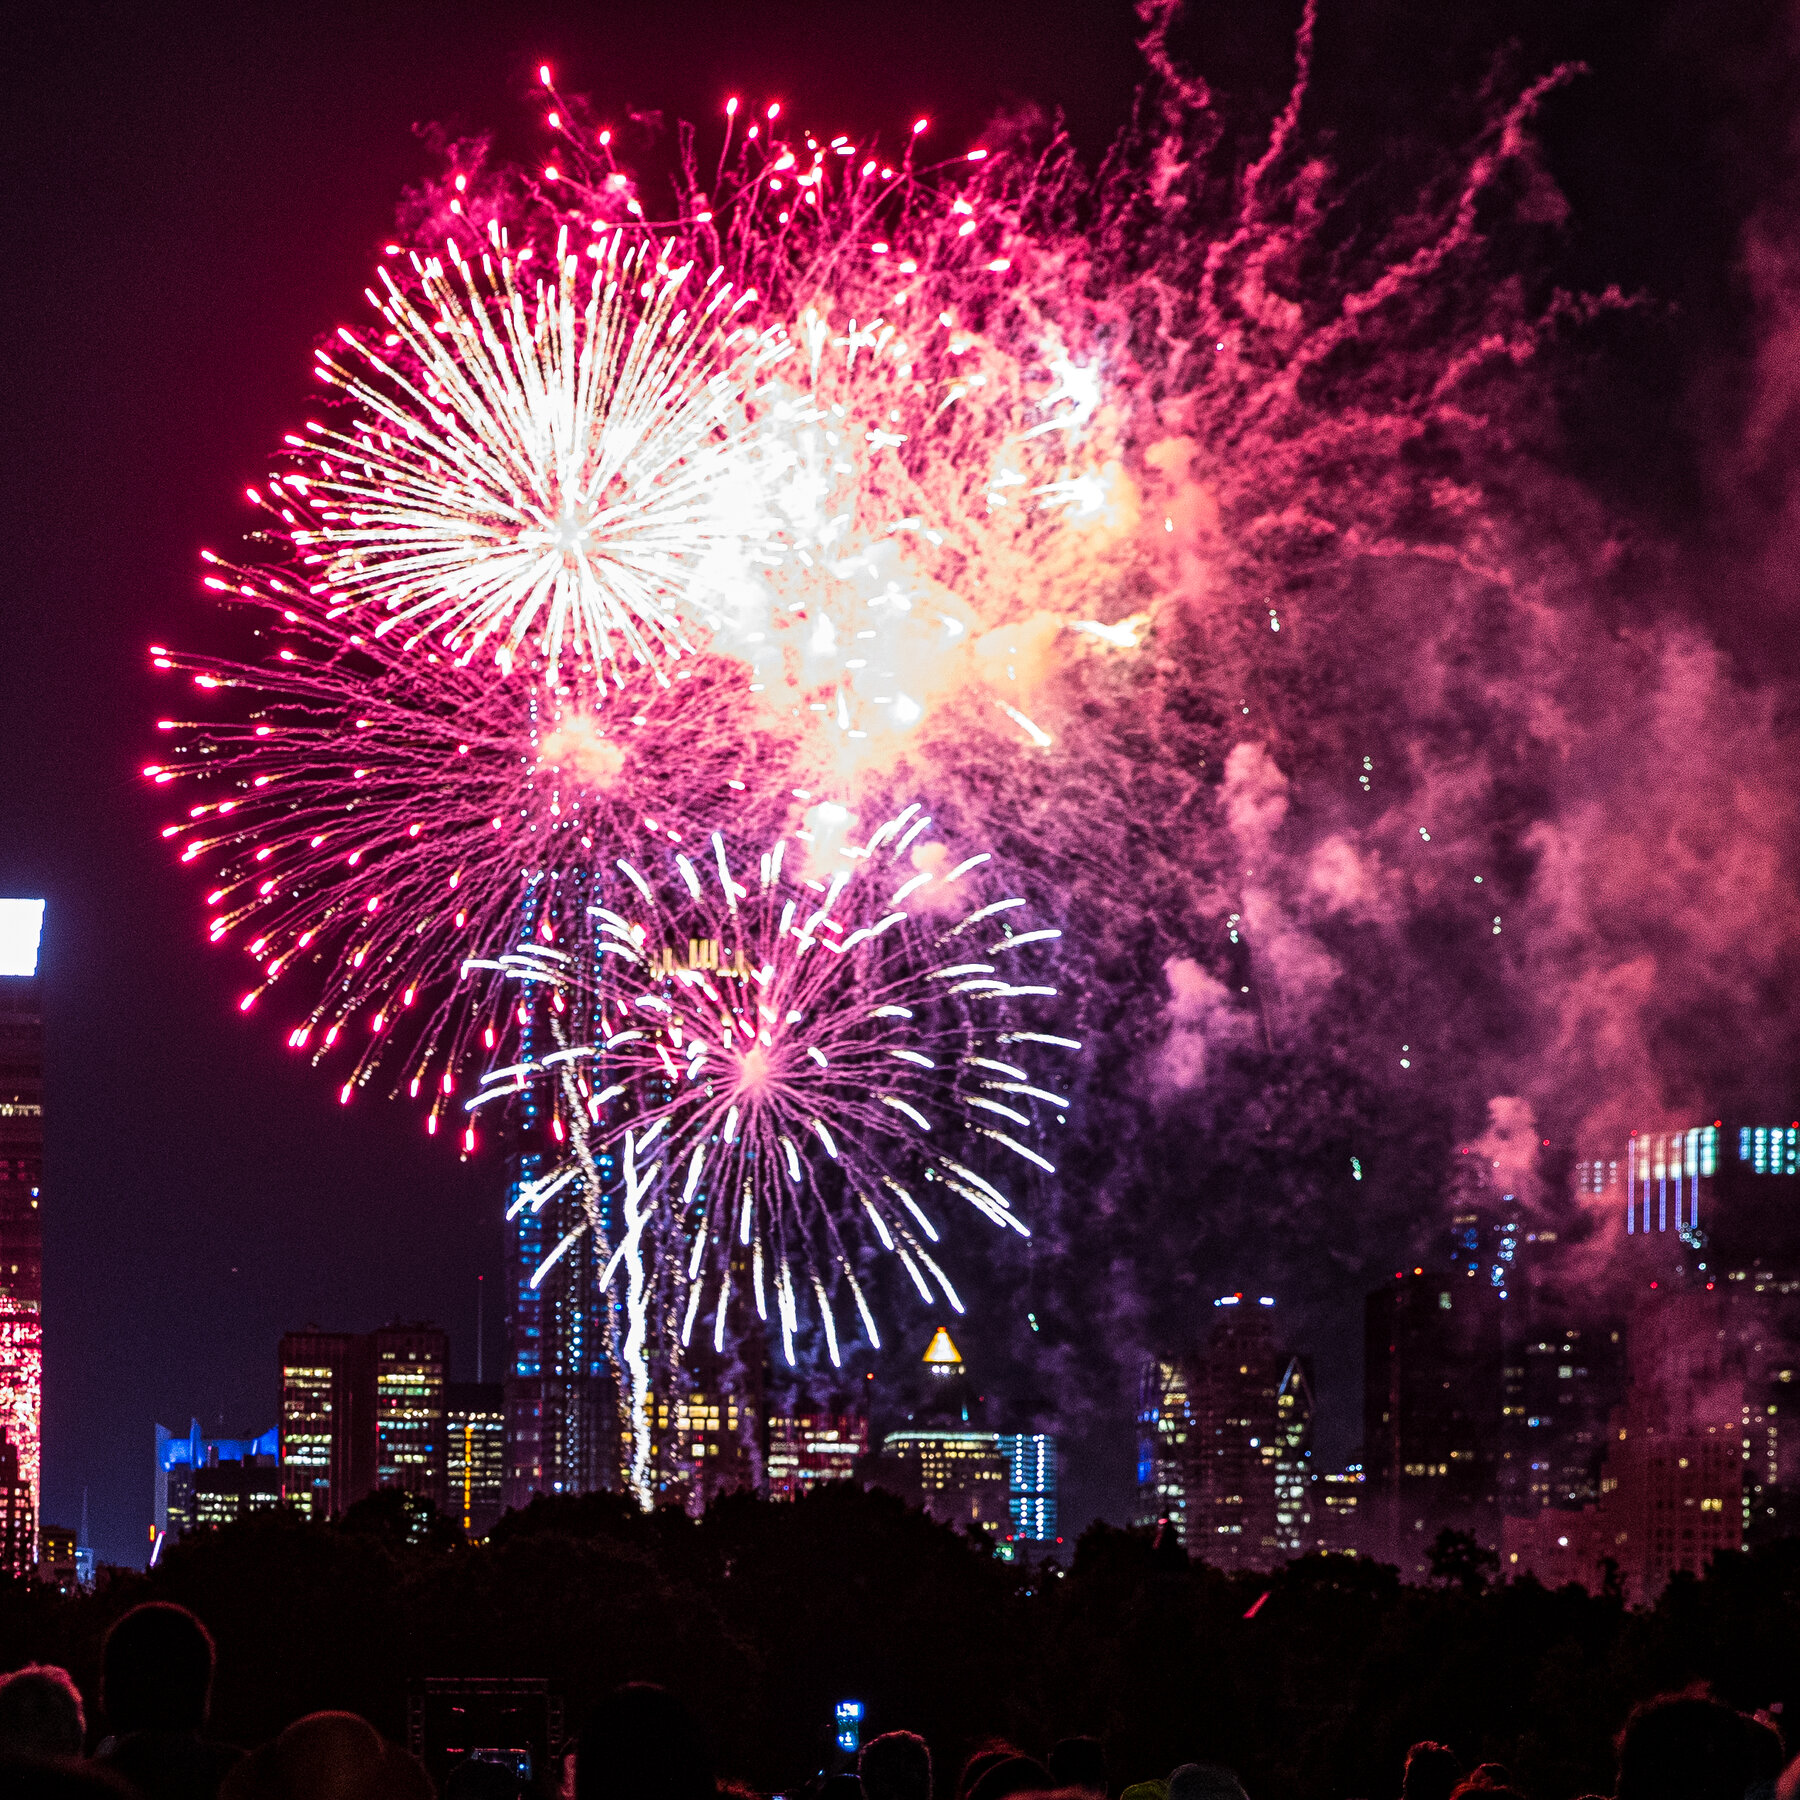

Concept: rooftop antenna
[[476, 1273, 485, 1384]]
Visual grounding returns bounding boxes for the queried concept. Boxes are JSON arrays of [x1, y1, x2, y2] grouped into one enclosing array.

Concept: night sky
[[5, 0, 1796, 1568]]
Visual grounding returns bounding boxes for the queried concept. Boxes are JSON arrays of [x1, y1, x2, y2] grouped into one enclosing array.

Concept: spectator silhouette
[[0, 1665, 86, 1758], [1048, 1738, 1106, 1796], [968, 1755, 1054, 1800], [959, 1745, 1025, 1800], [862, 1732, 932, 1800], [95, 1603, 241, 1800], [576, 1682, 716, 1800], [1616, 1694, 1766, 1800], [1402, 1742, 1461, 1800], [220, 1711, 431, 1800], [1167, 1764, 1249, 1800]]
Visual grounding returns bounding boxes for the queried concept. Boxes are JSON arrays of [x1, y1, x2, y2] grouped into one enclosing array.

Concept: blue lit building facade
[[998, 1432, 1058, 1541], [154, 1421, 280, 1542], [502, 868, 619, 1509]]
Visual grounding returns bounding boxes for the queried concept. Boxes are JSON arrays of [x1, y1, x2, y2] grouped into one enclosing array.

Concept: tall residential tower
[[0, 900, 46, 1559]]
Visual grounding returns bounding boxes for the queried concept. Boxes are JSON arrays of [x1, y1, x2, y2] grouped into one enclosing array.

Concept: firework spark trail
[[148, 581, 798, 1125], [486, 803, 1073, 1396], [419, 83, 1146, 775], [294, 226, 788, 681]]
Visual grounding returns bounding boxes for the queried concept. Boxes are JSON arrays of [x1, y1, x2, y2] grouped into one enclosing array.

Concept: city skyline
[[8, 0, 1800, 1572]]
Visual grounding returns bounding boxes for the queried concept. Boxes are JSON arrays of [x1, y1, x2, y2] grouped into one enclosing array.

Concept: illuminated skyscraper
[[1577, 1119, 1800, 1268], [0, 899, 45, 1558], [1136, 1298, 1307, 1566], [1364, 1269, 1504, 1565], [1134, 1358, 1192, 1536], [1188, 1295, 1288, 1569], [446, 1383, 506, 1537], [374, 1324, 448, 1509], [157, 1421, 280, 1542], [279, 1330, 373, 1519], [502, 879, 618, 1508], [278, 1323, 450, 1518], [997, 1432, 1058, 1542], [768, 1408, 870, 1501], [876, 1328, 1011, 1535]]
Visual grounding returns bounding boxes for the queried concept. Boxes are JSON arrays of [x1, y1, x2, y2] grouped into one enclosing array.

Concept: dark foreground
[[5, 1486, 1800, 1798]]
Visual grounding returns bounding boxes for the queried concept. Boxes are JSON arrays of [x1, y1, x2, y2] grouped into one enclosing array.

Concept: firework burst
[[291, 226, 786, 681], [474, 802, 1073, 1497], [147, 580, 797, 1126]]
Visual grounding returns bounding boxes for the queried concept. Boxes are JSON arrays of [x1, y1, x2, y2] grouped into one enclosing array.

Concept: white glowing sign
[[0, 901, 44, 978]]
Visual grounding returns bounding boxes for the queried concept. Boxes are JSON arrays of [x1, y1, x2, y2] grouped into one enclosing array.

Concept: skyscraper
[[279, 1330, 373, 1519], [1503, 1286, 1748, 1601], [157, 1422, 280, 1541], [767, 1407, 870, 1501], [1363, 1268, 1504, 1563], [373, 1324, 449, 1510], [278, 1324, 450, 1519], [0, 899, 45, 1559], [998, 1433, 1059, 1542], [1134, 1358, 1192, 1537], [446, 1383, 506, 1537], [1136, 1298, 1308, 1565], [875, 1328, 1011, 1535], [1577, 1119, 1800, 1269]]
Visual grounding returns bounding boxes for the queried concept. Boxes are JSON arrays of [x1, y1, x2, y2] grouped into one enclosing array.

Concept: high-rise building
[[157, 1421, 280, 1540], [502, 880, 621, 1511], [191, 1447, 282, 1529], [0, 899, 46, 1560], [1273, 1355, 1315, 1555], [373, 1324, 448, 1510], [650, 1379, 762, 1514], [767, 1408, 869, 1501], [1363, 1269, 1504, 1564], [1185, 1296, 1297, 1569], [279, 1330, 374, 1519], [447, 1383, 506, 1538], [1134, 1358, 1192, 1536], [278, 1324, 450, 1520], [1578, 1119, 1800, 1269], [1504, 1287, 1746, 1601], [1136, 1298, 1309, 1566], [875, 1328, 1011, 1535], [998, 1433, 1058, 1542], [0, 1431, 33, 1579]]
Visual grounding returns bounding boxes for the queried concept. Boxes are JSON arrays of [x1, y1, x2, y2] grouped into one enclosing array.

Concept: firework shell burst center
[[479, 803, 1075, 1377]]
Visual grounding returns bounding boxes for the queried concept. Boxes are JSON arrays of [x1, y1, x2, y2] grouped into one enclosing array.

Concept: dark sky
[[3, 0, 1792, 1567]]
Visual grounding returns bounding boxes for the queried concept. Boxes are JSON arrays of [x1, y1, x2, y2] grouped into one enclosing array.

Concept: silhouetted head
[[959, 1746, 1024, 1800], [1617, 1694, 1759, 1800], [576, 1683, 715, 1800], [862, 1732, 932, 1800], [968, 1755, 1054, 1800], [0, 1665, 86, 1758], [102, 1604, 215, 1734], [1402, 1741, 1461, 1800], [219, 1710, 432, 1800], [1048, 1738, 1106, 1795], [1167, 1765, 1248, 1800]]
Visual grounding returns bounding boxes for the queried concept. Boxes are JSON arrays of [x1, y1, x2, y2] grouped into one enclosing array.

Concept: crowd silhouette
[[4, 1486, 1800, 1799]]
